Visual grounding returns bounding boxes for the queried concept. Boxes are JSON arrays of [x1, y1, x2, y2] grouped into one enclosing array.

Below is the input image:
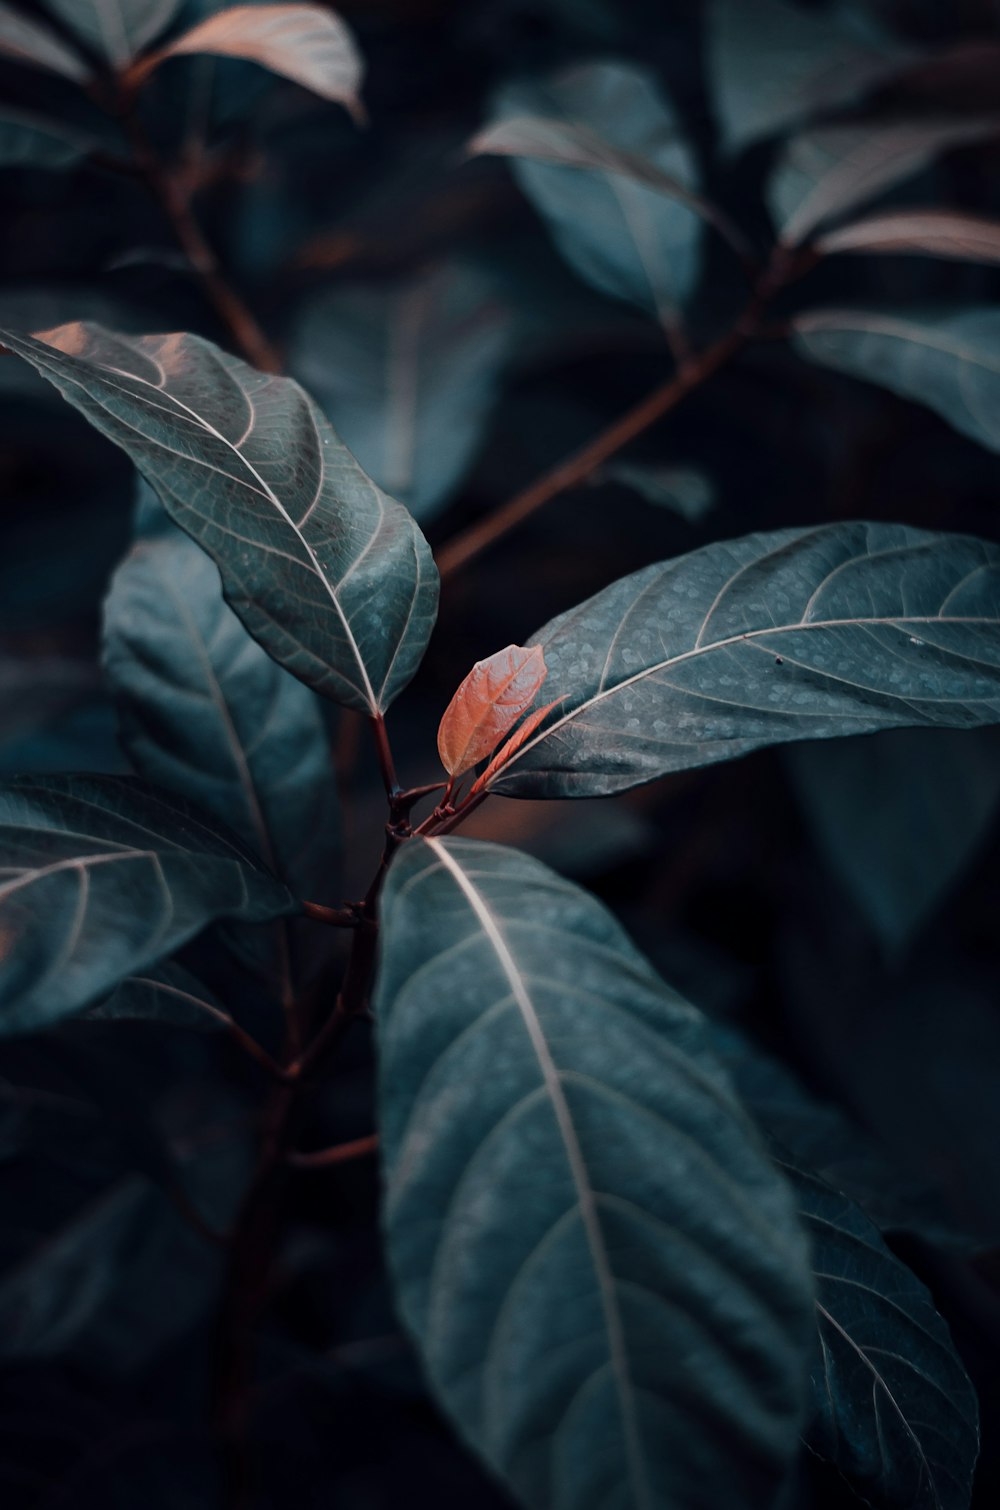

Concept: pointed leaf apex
[[437, 644, 548, 777]]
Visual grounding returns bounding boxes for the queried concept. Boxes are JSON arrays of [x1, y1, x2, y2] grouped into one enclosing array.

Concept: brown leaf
[[437, 645, 547, 778], [471, 697, 563, 794], [131, 5, 365, 123]]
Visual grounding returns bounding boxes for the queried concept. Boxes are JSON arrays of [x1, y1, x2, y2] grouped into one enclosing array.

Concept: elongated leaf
[[0, 108, 97, 170], [484, 522, 1000, 798], [46, 0, 183, 67], [794, 308, 1000, 454], [137, 4, 364, 120], [292, 262, 514, 524], [604, 463, 714, 521], [475, 62, 703, 331], [376, 836, 813, 1510], [787, 726, 1000, 955], [707, 0, 909, 154], [817, 206, 1000, 263], [0, 323, 439, 715], [437, 645, 547, 778], [0, 2, 89, 81], [779, 1158, 979, 1510], [770, 117, 1000, 246], [86, 960, 226, 1028], [0, 773, 296, 1034]]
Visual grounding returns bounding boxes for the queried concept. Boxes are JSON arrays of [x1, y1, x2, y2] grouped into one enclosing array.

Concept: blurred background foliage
[[2, 0, 1000, 1505]]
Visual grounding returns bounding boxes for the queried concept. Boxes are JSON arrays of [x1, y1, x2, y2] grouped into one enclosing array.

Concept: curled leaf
[[437, 644, 547, 778]]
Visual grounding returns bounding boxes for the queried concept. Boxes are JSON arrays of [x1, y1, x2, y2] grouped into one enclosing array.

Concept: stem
[[370, 713, 400, 802], [435, 289, 775, 582], [289, 1133, 379, 1169], [121, 104, 281, 373], [301, 900, 360, 928]]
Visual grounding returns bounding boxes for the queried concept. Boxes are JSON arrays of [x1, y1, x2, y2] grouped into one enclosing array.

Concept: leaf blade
[[437, 644, 547, 777], [0, 3, 90, 81], [0, 322, 439, 715], [45, 0, 184, 68], [485, 522, 1000, 798], [376, 836, 814, 1510], [817, 207, 1000, 264]]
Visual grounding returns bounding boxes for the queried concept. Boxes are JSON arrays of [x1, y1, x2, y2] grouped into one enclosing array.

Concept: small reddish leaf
[[438, 645, 547, 777], [471, 697, 563, 794]]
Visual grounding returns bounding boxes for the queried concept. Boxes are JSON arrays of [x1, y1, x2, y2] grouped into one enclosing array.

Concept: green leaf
[[706, 0, 909, 154], [787, 726, 1000, 955], [793, 308, 1000, 454], [816, 207, 1000, 265], [714, 1022, 994, 1252], [85, 960, 227, 1029], [0, 773, 296, 1035], [0, 2, 89, 81], [137, 3, 364, 122], [603, 463, 714, 521], [475, 61, 703, 333], [769, 117, 1000, 246], [0, 108, 97, 170], [292, 261, 514, 524], [45, 0, 184, 68], [485, 523, 1000, 798], [0, 323, 439, 715], [103, 528, 340, 992], [376, 836, 814, 1510], [779, 1158, 979, 1510]]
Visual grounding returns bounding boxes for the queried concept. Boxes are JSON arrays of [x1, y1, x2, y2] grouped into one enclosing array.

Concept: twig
[[288, 1133, 379, 1169], [302, 900, 360, 928]]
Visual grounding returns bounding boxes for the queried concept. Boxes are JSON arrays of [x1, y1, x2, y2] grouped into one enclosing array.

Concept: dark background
[[1, 1, 999, 1505]]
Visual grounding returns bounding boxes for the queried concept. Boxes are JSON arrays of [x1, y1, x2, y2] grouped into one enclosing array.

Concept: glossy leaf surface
[[0, 323, 439, 714], [46, 0, 183, 67], [292, 262, 514, 523], [770, 118, 1000, 246], [794, 309, 1000, 454], [139, 4, 364, 120], [437, 645, 547, 778], [486, 523, 1000, 798], [477, 62, 702, 330], [376, 836, 813, 1510], [707, 0, 908, 153], [0, 773, 296, 1034], [781, 1158, 979, 1510], [0, 3, 89, 81]]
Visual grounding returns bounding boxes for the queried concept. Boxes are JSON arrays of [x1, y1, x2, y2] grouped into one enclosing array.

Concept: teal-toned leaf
[[0, 323, 439, 715], [484, 523, 1000, 798], [0, 109, 96, 169], [376, 836, 814, 1510], [817, 207, 1000, 264], [603, 463, 714, 521], [103, 529, 340, 991], [787, 726, 1000, 955], [707, 0, 909, 154], [292, 261, 514, 524], [769, 117, 1000, 246], [0, 773, 296, 1035], [0, 1176, 147, 1359], [139, 4, 364, 120], [780, 1158, 979, 1510], [85, 960, 226, 1028], [0, 2, 89, 81], [474, 61, 702, 333], [793, 308, 1000, 454], [714, 1023, 994, 1252], [45, 0, 184, 67]]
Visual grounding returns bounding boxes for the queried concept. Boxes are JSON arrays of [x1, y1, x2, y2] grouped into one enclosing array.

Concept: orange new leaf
[[437, 644, 547, 778], [470, 697, 563, 794]]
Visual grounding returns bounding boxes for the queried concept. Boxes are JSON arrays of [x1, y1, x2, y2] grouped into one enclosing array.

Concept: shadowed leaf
[[0, 109, 98, 170], [770, 117, 1000, 245], [85, 961, 226, 1029], [474, 61, 704, 331], [136, 4, 364, 120], [484, 522, 1000, 798], [818, 207, 1000, 263], [0, 323, 439, 715], [0, 773, 296, 1035], [376, 836, 814, 1510], [780, 1158, 979, 1510], [794, 308, 1000, 454], [0, 3, 89, 81], [437, 644, 547, 778]]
